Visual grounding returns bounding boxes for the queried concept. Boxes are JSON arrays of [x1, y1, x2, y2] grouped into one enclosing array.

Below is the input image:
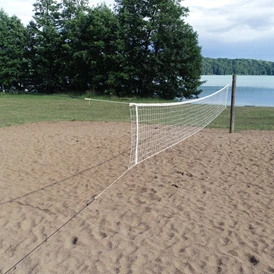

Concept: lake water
[[199, 75, 274, 107]]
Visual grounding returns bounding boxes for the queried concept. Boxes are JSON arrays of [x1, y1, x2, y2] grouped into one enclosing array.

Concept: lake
[[199, 75, 274, 107]]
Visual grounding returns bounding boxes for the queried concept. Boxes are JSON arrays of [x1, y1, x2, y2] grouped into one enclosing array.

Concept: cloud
[[89, 0, 115, 6], [1, 0, 273, 60], [0, 0, 34, 25], [183, 0, 274, 60], [0, 0, 115, 25], [202, 39, 273, 60], [185, 0, 274, 41]]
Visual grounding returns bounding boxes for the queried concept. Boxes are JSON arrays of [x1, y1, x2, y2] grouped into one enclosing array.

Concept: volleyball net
[[129, 84, 229, 168]]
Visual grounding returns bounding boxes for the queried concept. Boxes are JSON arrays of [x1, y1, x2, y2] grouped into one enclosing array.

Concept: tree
[[26, 0, 63, 93], [82, 5, 124, 95], [61, 0, 89, 21], [0, 9, 28, 91], [57, 0, 90, 91], [115, 0, 204, 99], [58, 3, 123, 93], [202, 57, 274, 75]]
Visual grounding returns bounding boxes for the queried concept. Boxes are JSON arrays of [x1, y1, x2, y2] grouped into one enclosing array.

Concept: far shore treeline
[[203, 57, 274, 75], [0, 0, 204, 100]]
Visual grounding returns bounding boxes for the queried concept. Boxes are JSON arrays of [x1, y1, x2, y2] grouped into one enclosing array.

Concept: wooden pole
[[229, 74, 236, 133]]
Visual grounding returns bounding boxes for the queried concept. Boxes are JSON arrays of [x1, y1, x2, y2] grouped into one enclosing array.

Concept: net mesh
[[129, 84, 229, 168]]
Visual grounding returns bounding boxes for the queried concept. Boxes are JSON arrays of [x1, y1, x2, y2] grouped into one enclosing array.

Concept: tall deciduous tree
[[82, 5, 124, 95], [0, 9, 28, 91], [1, 0, 204, 98], [115, 0, 203, 99], [27, 0, 62, 92], [59, 4, 123, 94], [57, 0, 90, 91]]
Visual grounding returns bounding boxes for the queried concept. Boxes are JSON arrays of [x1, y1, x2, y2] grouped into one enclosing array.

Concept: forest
[[202, 57, 274, 75], [0, 0, 203, 99]]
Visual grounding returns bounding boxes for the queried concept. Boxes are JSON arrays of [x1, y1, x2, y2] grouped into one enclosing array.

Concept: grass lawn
[[210, 106, 274, 131], [0, 94, 131, 127], [1, 93, 273, 130]]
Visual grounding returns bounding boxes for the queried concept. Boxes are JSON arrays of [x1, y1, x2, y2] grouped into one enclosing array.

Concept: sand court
[[0, 121, 274, 273]]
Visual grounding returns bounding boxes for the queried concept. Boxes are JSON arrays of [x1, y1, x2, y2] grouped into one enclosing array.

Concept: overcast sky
[[1, 0, 273, 61]]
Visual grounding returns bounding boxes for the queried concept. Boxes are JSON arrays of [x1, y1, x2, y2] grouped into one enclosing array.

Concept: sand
[[0, 121, 273, 274]]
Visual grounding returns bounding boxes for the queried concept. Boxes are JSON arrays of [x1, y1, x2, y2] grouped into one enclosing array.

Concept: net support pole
[[230, 74, 237, 133], [135, 105, 139, 165]]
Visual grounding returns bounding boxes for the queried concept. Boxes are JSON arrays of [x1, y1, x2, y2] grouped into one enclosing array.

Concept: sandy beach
[[0, 121, 273, 274]]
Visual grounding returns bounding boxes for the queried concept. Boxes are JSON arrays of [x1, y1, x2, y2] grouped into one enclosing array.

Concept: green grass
[[0, 93, 132, 127], [0, 93, 171, 128], [1, 93, 273, 130], [209, 106, 274, 131]]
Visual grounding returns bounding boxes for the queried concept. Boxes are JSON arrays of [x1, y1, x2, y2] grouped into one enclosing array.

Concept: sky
[[1, 0, 274, 61]]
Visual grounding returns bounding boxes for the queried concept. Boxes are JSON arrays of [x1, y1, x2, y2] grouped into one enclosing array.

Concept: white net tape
[[129, 84, 229, 168]]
